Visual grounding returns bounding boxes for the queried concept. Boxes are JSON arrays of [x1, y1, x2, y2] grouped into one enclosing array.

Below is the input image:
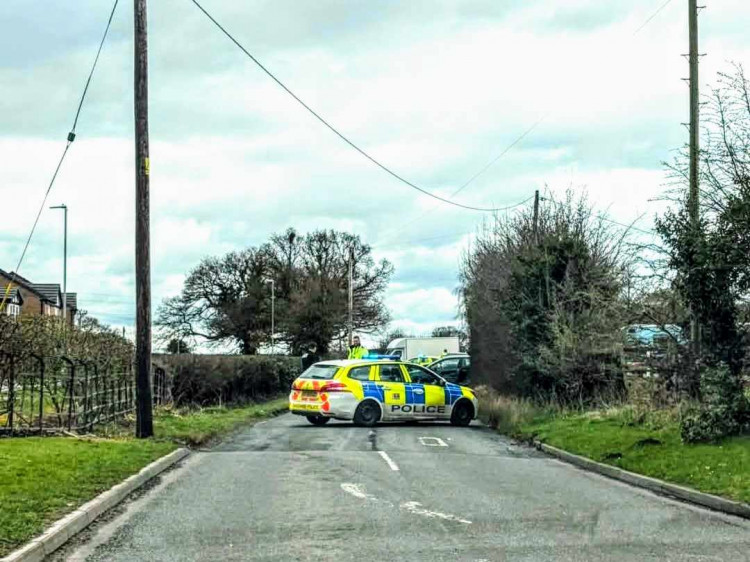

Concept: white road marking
[[418, 436, 448, 447], [378, 450, 400, 471], [400, 501, 472, 525], [340, 483, 377, 501], [341, 484, 471, 525]]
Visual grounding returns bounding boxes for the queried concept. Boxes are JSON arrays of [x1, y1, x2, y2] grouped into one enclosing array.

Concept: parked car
[[427, 353, 471, 385], [623, 324, 685, 347]]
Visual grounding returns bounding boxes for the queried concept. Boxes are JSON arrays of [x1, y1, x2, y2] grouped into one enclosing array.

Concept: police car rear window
[[300, 364, 339, 380]]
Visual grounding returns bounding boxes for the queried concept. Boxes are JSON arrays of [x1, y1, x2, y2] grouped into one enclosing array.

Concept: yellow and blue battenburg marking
[[444, 383, 466, 405], [362, 381, 385, 401], [404, 383, 426, 404]]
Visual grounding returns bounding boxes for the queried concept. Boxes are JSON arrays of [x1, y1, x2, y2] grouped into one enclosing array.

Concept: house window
[[7, 304, 20, 318]]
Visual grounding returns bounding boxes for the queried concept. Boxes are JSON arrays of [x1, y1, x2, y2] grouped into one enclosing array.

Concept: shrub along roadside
[[154, 354, 300, 406], [0, 397, 288, 557], [476, 388, 749, 504]]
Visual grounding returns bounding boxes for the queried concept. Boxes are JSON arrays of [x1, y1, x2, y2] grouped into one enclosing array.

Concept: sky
[[2, 0, 750, 348]]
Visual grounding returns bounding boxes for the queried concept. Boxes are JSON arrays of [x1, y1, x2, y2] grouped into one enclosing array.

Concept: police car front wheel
[[450, 400, 473, 427], [306, 415, 330, 426]]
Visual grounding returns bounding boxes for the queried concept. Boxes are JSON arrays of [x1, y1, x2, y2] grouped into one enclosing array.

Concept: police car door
[[404, 364, 448, 419], [375, 363, 407, 420]]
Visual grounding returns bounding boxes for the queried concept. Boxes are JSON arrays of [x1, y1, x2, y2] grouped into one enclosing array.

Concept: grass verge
[[0, 397, 288, 557], [0, 438, 176, 557], [150, 397, 289, 447], [522, 410, 750, 504], [475, 387, 749, 504]]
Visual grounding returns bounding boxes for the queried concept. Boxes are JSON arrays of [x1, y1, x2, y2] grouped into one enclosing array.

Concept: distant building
[[0, 268, 78, 325]]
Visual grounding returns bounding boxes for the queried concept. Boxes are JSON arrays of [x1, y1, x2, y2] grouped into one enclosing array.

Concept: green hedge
[[153, 354, 301, 406]]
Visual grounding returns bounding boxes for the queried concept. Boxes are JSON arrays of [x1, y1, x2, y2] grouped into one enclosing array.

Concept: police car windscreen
[[300, 364, 339, 380]]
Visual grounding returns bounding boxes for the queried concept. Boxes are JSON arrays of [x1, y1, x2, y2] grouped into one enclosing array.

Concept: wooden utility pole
[[348, 249, 354, 346], [688, 0, 701, 356], [134, 0, 153, 438], [532, 189, 540, 243]]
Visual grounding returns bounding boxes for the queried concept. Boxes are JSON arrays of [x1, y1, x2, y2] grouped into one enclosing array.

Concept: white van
[[385, 337, 460, 361]]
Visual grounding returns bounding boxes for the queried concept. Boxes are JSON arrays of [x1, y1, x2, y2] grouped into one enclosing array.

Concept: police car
[[407, 355, 440, 367], [288, 357, 478, 427]]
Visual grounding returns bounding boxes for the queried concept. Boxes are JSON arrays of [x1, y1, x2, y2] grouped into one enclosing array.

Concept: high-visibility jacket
[[348, 345, 368, 360]]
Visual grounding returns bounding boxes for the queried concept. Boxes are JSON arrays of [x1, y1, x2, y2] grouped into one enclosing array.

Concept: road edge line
[[1, 447, 190, 562], [534, 440, 750, 520]]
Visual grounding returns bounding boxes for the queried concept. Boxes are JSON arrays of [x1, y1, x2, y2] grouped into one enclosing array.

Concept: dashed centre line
[[378, 450, 400, 471]]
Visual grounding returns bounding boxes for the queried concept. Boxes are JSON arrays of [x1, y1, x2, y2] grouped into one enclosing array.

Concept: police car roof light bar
[[362, 354, 400, 361]]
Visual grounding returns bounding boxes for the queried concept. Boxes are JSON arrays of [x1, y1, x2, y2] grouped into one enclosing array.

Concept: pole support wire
[[1, 0, 120, 313]]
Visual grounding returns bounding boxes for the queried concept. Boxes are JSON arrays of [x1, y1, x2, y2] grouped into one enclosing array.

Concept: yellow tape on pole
[[0, 282, 13, 313]]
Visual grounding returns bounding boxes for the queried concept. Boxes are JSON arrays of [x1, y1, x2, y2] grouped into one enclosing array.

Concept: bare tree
[[156, 229, 393, 355]]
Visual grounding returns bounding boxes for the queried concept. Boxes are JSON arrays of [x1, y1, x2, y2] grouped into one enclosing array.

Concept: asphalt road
[[62, 414, 750, 562]]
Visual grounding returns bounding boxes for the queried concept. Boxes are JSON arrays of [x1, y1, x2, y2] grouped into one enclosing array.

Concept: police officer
[[440, 348, 449, 358], [347, 335, 368, 359], [301, 342, 320, 371]]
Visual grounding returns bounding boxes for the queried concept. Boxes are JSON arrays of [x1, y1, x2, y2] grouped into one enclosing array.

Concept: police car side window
[[407, 365, 441, 386], [379, 365, 404, 383], [348, 366, 372, 381]]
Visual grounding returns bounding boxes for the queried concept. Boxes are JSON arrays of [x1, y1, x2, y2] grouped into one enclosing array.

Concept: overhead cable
[[190, 0, 525, 213], [634, 0, 675, 35]]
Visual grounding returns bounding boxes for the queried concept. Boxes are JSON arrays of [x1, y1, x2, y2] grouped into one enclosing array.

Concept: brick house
[[0, 285, 23, 318], [0, 268, 78, 325]]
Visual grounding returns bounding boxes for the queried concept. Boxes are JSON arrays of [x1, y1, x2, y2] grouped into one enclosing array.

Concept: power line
[[634, 0, 675, 35], [190, 0, 521, 213], [372, 195, 533, 250], [599, 216, 657, 236], [0, 0, 120, 313], [372, 114, 545, 248], [540, 196, 658, 236], [451, 117, 546, 199]]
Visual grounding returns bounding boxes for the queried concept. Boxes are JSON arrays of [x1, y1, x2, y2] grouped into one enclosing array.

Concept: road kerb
[[1, 447, 190, 562], [534, 440, 750, 520]]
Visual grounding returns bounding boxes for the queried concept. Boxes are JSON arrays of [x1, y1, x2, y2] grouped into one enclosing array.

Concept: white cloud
[[2, 0, 750, 333]]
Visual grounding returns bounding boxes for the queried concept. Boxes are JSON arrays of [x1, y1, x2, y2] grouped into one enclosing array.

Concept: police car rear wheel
[[306, 415, 330, 426], [450, 400, 473, 427], [353, 401, 380, 427]]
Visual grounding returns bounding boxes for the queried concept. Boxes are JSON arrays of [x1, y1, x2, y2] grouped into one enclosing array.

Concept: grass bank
[[0, 397, 288, 557], [150, 397, 289, 447], [523, 410, 750, 504], [476, 388, 750, 504], [0, 438, 175, 557]]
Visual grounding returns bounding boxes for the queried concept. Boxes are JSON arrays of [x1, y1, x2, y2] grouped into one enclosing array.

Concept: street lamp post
[[266, 279, 275, 354], [50, 204, 68, 323]]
